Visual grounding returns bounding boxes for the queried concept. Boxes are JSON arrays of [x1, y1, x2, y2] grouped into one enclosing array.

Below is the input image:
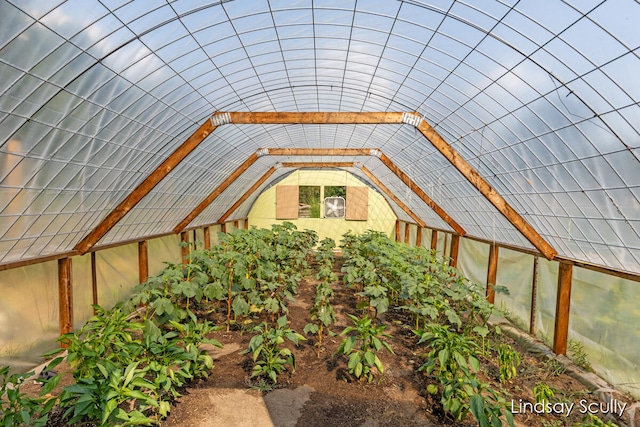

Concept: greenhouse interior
[[1, 0, 639, 426]]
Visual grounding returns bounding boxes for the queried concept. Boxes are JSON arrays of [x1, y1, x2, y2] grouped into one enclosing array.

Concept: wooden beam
[[75, 119, 216, 254], [378, 153, 466, 236], [204, 226, 211, 249], [138, 241, 148, 284], [267, 148, 372, 156], [449, 234, 460, 268], [553, 261, 573, 355], [91, 252, 98, 315], [431, 230, 438, 251], [229, 111, 405, 125], [395, 220, 401, 242], [359, 166, 426, 228], [221, 223, 226, 234], [280, 162, 355, 168], [244, 219, 249, 229], [192, 229, 197, 250], [218, 166, 277, 224], [404, 222, 411, 244], [416, 226, 423, 247], [486, 243, 499, 304], [415, 119, 557, 260], [530, 256, 539, 335], [180, 231, 189, 264], [58, 257, 73, 343], [173, 152, 259, 233]]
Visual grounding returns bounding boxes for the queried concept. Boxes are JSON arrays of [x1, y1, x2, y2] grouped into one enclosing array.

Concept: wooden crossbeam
[[267, 148, 372, 156], [173, 152, 259, 233], [74, 119, 216, 254], [217, 166, 277, 224], [280, 162, 354, 168], [415, 119, 557, 260], [378, 153, 466, 236], [229, 111, 405, 125]]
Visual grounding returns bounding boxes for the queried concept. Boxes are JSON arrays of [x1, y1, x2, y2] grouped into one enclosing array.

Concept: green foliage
[[574, 414, 619, 427], [49, 305, 220, 426], [0, 362, 61, 427], [244, 316, 306, 384], [497, 343, 521, 383], [568, 339, 593, 372], [336, 314, 394, 382], [415, 324, 480, 380], [533, 382, 555, 412]]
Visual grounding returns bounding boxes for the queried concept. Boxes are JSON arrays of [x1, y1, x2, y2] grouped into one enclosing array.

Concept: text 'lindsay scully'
[[510, 398, 627, 418]]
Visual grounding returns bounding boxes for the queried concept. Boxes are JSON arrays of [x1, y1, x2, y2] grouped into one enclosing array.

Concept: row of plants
[[0, 222, 319, 426]]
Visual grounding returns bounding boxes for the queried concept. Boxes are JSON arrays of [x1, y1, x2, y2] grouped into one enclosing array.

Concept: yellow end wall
[[247, 170, 397, 243]]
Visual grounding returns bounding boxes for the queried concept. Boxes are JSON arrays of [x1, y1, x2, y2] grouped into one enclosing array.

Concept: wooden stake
[[449, 234, 460, 268], [404, 222, 411, 244], [138, 240, 148, 284], [395, 220, 401, 242], [416, 119, 556, 260], [431, 230, 438, 251], [180, 231, 189, 264], [58, 258, 73, 344], [553, 261, 573, 355], [75, 119, 216, 254], [91, 252, 98, 315], [486, 243, 499, 304], [530, 256, 539, 335], [204, 226, 211, 249], [221, 223, 226, 234], [416, 226, 423, 247]]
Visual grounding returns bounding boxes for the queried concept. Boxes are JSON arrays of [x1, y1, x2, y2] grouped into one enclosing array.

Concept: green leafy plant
[[497, 343, 521, 383], [533, 382, 555, 413], [568, 339, 593, 372], [414, 324, 480, 380], [574, 413, 619, 427], [244, 316, 306, 384], [0, 363, 61, 427], [336, 314, 394, 382], [469, 389, 515, 427]]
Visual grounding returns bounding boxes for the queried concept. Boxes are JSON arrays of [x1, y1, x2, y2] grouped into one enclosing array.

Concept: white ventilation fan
[[324, 197, 346, 218]]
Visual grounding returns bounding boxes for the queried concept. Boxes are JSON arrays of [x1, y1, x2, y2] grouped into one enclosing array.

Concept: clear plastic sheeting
[[457, 238, 489, 290], [495, 248, 534, 332], [533, 259, 558, 347], [1, 0, 639, 274], [0, 261, 59, 371], [569, 267, 640, 400]]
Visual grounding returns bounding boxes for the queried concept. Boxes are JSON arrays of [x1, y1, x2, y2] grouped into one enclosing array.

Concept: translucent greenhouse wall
[[247, 170, 397, 242], [0, 233, 182, 373], [425, 226, 640, 400]]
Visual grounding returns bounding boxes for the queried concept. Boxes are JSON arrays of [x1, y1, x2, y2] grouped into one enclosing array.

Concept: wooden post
[[180, 231, 189, 264], [58, 257, 73, 345], [244, 219, 249, 229], [449, 234, 460, 268], [91, 252, 98, 315], [221, 223, 227, 234], [553, 261, 573, 355], [204, 226, 211, 249], [416, 226, 423, 247], [404, 223, 411, 244], [233, 220, 239, 230], [138, 241, 148, 284], [530, 256, 539, 335], [395, 220, 401, 242], [431, 230, 438, 251], [192, 229, 197, 250], [486, 243, 499, 304]]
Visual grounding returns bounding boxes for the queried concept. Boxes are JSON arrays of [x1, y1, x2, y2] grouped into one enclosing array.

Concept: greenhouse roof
[[1, 0, 639, 274]]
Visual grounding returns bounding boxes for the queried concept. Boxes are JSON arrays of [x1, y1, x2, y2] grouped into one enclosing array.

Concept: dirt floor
[[31, 258, 639, 427], [156, 260, 638, 427]]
